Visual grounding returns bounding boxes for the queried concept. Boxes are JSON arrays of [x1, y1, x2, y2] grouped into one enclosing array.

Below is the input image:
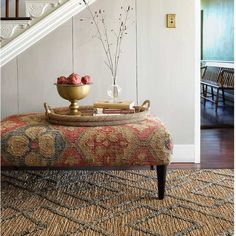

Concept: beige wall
[[1, 0, 196, 145], [137, 0, 196, 144]]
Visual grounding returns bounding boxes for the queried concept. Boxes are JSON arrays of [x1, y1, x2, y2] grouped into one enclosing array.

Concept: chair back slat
[[219, 68, 234, 88], [201, 66, 207, 78], [202, 66, 221, 83]]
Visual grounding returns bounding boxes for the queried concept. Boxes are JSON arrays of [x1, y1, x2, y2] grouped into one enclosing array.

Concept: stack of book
[[94, 101, 135, 114]]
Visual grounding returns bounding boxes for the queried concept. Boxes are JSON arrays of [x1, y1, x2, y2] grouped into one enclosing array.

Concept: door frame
[[194, 0, 201, 163]]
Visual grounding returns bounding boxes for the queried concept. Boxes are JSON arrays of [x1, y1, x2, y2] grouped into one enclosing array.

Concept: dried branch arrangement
[[82, 0, 133, 85]]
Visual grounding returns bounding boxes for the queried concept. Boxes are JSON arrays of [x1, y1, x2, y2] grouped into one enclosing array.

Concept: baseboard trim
[[173, 145, 196, 163]]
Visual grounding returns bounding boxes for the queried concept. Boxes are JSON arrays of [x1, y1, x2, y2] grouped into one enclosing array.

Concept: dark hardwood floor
[[200, 100, 234, 169], [201, 100, 234, 128], [200, 128, 234, 168], [169, 128, 234, 169], [169, 100, 234, 170]]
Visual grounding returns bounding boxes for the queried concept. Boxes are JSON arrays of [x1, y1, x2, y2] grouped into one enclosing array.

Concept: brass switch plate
[[167, 14, 176, 28]]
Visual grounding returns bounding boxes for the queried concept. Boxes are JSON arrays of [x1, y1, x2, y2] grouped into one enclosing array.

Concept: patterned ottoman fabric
[[1, 113, 173, 168]]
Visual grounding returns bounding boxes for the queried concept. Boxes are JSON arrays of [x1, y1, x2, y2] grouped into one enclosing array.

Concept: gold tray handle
[[140, 100, 151, 111], [44, 102, 52, 117]]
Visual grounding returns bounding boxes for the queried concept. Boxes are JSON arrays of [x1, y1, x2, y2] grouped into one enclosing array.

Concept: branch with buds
[[82, 0, 133, 85]]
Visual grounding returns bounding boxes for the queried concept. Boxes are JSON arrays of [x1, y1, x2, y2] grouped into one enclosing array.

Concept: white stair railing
[[1, 0, 66, 45], [0, 0, 97, 67]]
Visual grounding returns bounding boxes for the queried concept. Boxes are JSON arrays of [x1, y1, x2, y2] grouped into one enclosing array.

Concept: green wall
[[201, 0, 234, 61]]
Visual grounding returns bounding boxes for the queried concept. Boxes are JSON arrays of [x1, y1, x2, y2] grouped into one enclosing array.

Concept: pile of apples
[[57, 73, 92, 85]]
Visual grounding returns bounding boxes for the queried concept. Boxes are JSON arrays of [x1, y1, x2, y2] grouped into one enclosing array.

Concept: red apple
[[68, 73, 82, 85], [57, 76, 67, 84], [81, 75, 92, 84]]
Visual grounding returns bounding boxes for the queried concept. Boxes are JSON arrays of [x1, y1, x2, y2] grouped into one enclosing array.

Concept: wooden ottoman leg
[[156, 165, 167, 200]]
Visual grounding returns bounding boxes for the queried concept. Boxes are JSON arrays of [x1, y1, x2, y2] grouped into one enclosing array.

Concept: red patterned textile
[[1, 113, 173, 167]]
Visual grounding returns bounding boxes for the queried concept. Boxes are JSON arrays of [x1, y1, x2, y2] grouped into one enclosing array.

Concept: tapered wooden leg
[[150, 165, 154, 170], [156, 165, 167, 200], [204, 85, 207, 107], [201, 83, 204, 96], [215, 88, 219, 113], [201, 84, 205, 105], [211, 87, 214, 100], [222, 88, 225, 106]]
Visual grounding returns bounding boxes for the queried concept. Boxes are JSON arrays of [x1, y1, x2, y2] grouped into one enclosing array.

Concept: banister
[[4, 0, 20, 17], [5, 0, 9, 17], [16, 0, 20, 17]]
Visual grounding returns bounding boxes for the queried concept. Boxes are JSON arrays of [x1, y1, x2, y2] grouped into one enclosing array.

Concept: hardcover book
[[103, 108, 135, 114], [94, 100, 134, 109]]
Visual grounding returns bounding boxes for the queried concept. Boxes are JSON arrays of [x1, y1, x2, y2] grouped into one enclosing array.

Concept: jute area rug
[[1, 169, 233, 236]]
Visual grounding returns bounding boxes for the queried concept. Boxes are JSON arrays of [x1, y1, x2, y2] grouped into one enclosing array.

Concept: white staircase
[[0, 0, 97, 67], [25, 0, 63, 18], [1, 0, 67, 44], [1, 18, 30, 40]]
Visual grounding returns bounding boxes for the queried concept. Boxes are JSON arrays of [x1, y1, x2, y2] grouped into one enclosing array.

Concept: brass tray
[[44, 100, 150, 127]]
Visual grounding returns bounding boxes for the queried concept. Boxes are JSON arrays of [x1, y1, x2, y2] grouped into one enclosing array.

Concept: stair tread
[[1, 17, 32, 21]]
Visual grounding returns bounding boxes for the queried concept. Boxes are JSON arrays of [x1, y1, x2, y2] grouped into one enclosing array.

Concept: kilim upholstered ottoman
[[1, 112, 173, 199]]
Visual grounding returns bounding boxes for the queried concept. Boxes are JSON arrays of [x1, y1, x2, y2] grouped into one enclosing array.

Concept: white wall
[[73, 0, 136, 105], [1, 0, 197, 151], [137, 0, 195, 144]]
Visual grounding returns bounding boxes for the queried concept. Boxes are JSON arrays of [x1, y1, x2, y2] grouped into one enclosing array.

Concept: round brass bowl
[[55, 83, 91, 115]]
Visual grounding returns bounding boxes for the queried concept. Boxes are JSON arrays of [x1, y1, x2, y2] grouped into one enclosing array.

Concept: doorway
[[200, 0, 234, 168]]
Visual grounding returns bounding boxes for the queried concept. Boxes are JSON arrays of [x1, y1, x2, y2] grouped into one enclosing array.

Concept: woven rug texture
[[1, 169, 234, 236]]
